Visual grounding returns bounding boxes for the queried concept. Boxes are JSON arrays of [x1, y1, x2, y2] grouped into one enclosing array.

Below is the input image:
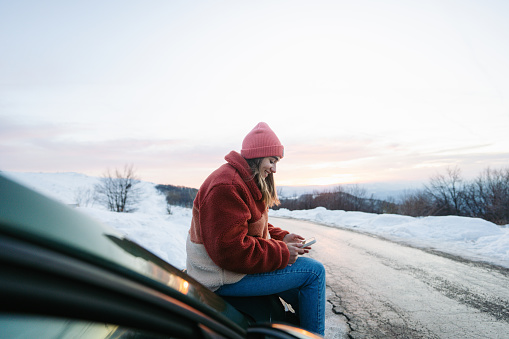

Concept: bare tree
[[463, 167, 509, 224], [398, 189, 437, 217], [95, 164, 142, 212], [345, 184, 369, 211], [425, 166, 465, 215]]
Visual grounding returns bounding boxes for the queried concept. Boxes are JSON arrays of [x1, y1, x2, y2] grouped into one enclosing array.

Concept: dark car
[[0, 174, 320, 338]]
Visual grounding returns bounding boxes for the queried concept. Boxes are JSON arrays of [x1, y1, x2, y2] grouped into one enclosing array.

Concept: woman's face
[[259, 157, 279, 178]]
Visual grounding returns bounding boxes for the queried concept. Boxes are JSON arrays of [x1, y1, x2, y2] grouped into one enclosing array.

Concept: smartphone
[[302, 237, 316, 247]]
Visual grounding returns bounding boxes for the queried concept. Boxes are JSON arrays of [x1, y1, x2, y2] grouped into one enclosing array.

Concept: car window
[[0, 315, 170, 339]]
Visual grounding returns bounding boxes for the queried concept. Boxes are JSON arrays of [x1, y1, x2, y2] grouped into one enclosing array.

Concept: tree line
[[274, 166, 509, 226], [155, 184, 197, 208], [398, 166, 509, 225], [274, 185, 396, 215], [83, 164, 508, 225]]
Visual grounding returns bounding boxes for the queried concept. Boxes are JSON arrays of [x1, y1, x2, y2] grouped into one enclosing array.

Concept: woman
[[186, 122, 325, 335]]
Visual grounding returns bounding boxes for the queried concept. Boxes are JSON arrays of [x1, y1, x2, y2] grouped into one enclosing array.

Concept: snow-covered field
[[3, 172, 509, 270]]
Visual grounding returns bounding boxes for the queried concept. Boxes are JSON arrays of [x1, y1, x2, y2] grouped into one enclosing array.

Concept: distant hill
[[278, 181, 424, 201]]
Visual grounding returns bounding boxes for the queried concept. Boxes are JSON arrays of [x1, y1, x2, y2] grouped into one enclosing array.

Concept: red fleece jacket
[[189, 151, 290, 274]]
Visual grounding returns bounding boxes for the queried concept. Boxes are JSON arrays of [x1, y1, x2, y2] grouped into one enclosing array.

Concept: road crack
[[326, 284, 354, 339]]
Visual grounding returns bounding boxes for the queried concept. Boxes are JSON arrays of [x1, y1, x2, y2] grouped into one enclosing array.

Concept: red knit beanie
[[241, 122, 284, 159]]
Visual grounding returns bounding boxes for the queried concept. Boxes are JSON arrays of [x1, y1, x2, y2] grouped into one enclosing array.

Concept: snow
[[3, 171, 509, 270], [270, 207, 509, 268]]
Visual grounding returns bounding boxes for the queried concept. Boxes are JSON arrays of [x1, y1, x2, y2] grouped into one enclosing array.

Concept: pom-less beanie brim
[[241, 145, 284, 160]]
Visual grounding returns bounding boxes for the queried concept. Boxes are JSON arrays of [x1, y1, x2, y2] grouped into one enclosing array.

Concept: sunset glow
[[1, 1, 508, 189]]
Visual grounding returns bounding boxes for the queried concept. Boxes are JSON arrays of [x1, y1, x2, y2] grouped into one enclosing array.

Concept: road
[[272, 217, 509, 339]]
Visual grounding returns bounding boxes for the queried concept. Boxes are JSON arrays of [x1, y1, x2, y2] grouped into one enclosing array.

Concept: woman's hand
[[283, 233, 305, 244], [283, 233, 309, 264], [286, 242, 308, 264], [283, 233, 309, 265]]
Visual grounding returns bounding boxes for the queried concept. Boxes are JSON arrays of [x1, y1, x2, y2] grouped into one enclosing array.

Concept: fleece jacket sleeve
[[199, 184, 290, 274], [268, 223, 289, 240]]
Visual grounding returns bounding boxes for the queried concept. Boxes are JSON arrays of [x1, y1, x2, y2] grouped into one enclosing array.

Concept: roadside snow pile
[[270, 207, 509, 267], [82, 205, 190, 269]]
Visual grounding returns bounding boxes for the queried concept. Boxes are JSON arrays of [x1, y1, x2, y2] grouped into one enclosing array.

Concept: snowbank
[[270, 207, 509, 267]]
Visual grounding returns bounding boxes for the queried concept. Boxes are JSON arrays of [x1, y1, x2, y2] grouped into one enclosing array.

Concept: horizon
[[0, 169, 433, 202], [2, 169, 425, 188], [1, 1, 508, 188]]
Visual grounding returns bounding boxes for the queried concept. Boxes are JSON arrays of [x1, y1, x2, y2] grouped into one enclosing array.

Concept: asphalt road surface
[[272, 217, 509, 339]]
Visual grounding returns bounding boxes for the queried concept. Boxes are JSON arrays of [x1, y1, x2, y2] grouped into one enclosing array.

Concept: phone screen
[[302, 237, 316, 247]]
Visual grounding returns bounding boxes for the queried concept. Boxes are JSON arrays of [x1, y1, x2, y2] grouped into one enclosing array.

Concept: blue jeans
[[215, 257, 326, 336]]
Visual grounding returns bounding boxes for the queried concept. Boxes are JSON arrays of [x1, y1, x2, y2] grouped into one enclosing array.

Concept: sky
[[1, 0, 508, 189]]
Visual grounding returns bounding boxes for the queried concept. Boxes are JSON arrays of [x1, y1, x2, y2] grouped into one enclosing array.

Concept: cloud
[[275, 136, 509, 186], [2, 116, 508, 188], [0, 117, 231, 186]]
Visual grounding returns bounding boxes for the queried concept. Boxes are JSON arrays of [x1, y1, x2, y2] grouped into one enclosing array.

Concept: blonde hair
[[246, 157, 280, 208]]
